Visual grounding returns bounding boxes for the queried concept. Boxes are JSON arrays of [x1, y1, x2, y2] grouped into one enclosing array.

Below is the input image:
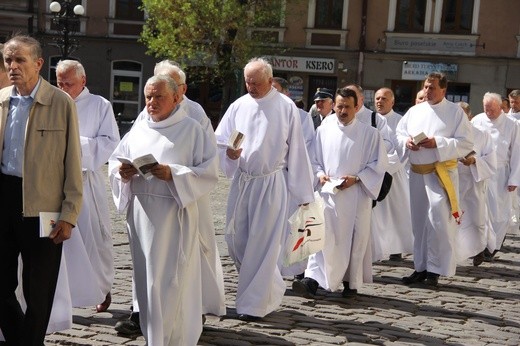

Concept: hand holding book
[[117, 154, 158, 180]]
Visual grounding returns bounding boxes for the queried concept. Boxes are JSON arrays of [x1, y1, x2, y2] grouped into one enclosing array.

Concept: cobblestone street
[[44, 167, 520, 345]]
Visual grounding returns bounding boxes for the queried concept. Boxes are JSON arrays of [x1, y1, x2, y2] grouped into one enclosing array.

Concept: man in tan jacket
[[0, 34, 83, 345]]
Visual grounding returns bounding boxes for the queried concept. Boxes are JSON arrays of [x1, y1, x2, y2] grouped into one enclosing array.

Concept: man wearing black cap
[[311, 87, 335, 129]]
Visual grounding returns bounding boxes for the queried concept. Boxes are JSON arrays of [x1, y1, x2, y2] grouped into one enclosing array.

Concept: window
[[111, 61, 143, 124], [109, 0, 144, 37], [441, 0, 474, 34], [115, 0, 143, 20], [314, 0, 343, 29], [248, 0, 286, 45], [0, 0, 30, 10], [252, 0, 284, 27], [395, 0, 426, 32]]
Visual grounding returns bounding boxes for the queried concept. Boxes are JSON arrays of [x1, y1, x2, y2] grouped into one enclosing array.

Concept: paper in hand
[[321, 177, 345, 194], [39, 212, 60, 237]]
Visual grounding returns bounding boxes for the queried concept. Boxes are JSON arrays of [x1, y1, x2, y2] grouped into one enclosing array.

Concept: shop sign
[[266, 56, 335, 74], [402, 61, 458, 81], [387, 36, 476, 55]]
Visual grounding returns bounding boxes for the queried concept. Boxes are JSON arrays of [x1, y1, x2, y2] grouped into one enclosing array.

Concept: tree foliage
[[140, 0, 287, 82]]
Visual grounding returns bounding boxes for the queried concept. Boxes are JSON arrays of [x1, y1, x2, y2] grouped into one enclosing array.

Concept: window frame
[[394, 0, 426, 33], [108, 0, 146, 38], [440, 0, 475, 34]]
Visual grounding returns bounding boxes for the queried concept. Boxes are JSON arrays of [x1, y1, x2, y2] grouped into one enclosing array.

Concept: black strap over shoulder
[[370, 110, 392, 208]]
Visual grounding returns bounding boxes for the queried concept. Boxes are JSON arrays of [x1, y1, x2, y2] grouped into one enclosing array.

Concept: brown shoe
[[96, 292, 112, 313]]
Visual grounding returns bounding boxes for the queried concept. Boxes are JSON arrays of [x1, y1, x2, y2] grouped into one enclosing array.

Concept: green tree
[[140, 0, 288, 116]]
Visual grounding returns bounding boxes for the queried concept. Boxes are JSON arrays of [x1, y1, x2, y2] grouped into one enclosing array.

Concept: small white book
[[412, 132, 428, 145], [228, 130, 245, 150], [39, 212, 60, 238], [117, 154, 158, 180]]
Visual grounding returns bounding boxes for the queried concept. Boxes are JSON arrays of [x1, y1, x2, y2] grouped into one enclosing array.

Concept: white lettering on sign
[[402, 61, 458, 81], [266, 56, 335, 74]]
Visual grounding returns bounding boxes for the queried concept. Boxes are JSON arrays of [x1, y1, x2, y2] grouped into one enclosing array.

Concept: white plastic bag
[[284, 193, 325, 266]]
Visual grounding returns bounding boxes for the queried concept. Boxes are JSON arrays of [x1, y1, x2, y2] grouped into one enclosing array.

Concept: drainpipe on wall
[[357, 0, 368, 84]]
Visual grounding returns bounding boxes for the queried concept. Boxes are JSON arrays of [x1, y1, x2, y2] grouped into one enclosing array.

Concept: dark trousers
[[0, 174, 62, 346]]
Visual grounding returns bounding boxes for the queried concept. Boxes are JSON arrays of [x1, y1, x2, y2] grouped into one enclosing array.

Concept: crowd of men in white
[[3, 54, 518, 346]]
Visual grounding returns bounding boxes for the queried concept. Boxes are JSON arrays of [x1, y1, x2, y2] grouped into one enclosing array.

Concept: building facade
[[1, 0, 519, 125]]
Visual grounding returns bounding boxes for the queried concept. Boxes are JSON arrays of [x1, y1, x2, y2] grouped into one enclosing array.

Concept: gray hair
[[145, 74, 178, 94], [457, 101, 472, 117], [56, 59, 85, 78], [154, 60, 186, 84], [244, 57, 273, 79], [509, 89, 520, 99], [4, 34, 42, 60], [483, 92, 502, 106]]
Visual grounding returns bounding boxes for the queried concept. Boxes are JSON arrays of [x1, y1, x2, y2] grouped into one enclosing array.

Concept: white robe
[[371, 110, 413, 261], [471, 112, 520, 250], [134, 96, 226, 316], [323, 105, 394, 153], [215, 87, 314, 317], [306, 117, 388, 291], [396, 98, 473, 277], [109, 107, 218, 346], [74, 87, 120, 299], [280, 106, 316, 276], [507, 110, 520, 233], [457, 124, 497, 262]]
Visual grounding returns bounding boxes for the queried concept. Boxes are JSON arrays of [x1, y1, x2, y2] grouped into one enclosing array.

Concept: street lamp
[[49, 0, 85, 58]]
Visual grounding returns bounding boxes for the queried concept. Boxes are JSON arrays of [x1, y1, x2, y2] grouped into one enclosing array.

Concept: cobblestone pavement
[[44, 167, 520, 345]]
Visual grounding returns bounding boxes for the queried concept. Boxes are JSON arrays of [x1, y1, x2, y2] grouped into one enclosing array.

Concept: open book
[[117, 154, 158, 180]]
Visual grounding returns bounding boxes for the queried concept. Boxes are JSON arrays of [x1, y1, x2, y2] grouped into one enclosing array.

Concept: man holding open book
[[108, 74, 218, 345]]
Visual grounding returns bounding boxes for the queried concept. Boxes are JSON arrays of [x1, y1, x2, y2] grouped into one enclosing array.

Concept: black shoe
[[292, 277, 319, 298], [425, 272, 439, 287], [472, 251, 485, 267], [341, 282, 358, 298], [294, 272, 305, 280], [402, 270, 427, 285], [115, 312, 141, 335], [483, 248, 496, 262], [238, 314, 261, 322], [389, 253, 402, 261]]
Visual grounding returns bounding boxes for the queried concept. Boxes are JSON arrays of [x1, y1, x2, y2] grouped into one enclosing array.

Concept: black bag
[[371, 111, 393, 207]]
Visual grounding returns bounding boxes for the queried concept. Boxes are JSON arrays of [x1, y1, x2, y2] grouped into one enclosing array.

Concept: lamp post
[[49, 0, 85, 58]]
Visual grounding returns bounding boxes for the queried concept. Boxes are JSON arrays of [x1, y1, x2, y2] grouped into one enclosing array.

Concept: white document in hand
[[321, 177, 345, 194], [39, 212, 60, 237]]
